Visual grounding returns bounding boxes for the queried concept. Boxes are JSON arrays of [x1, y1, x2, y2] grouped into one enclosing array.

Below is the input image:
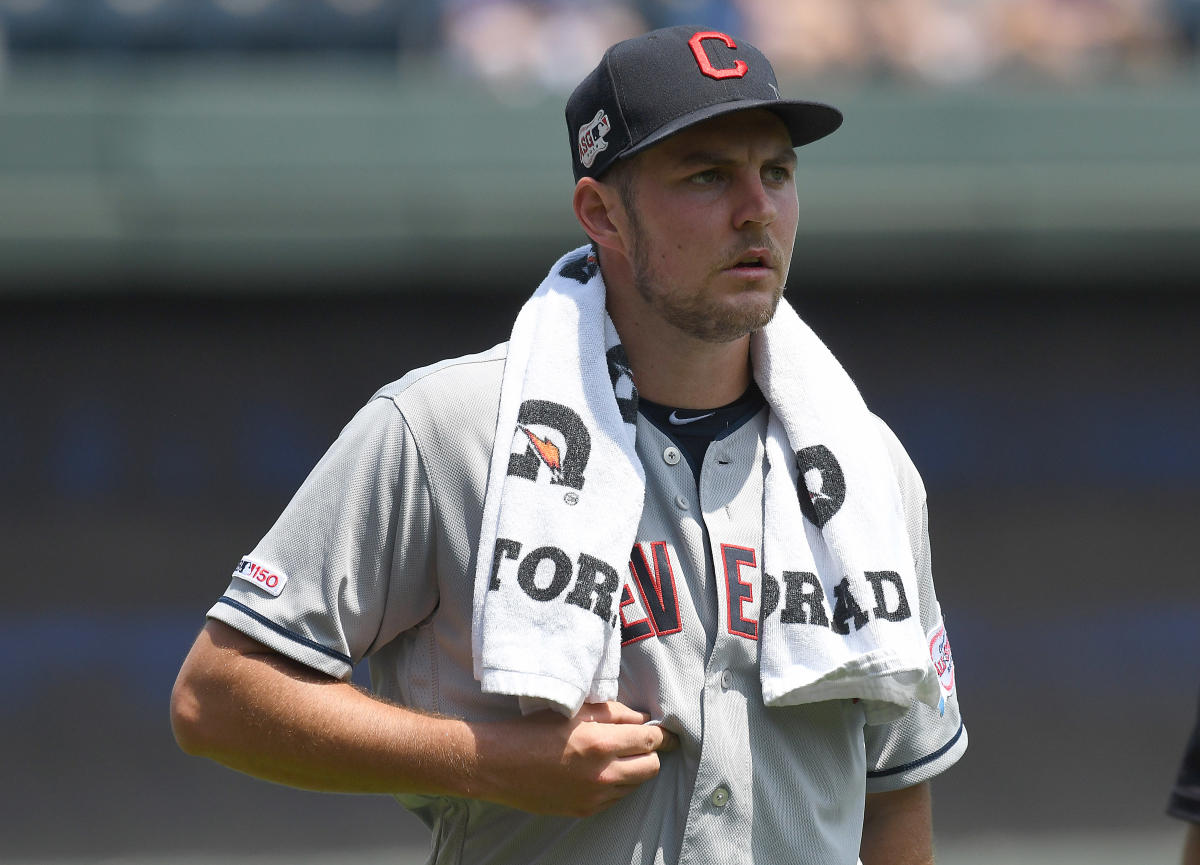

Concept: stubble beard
[[628, 220, 787, 345]]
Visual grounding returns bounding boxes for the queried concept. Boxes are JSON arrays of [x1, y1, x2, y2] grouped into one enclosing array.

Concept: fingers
[[577, 702, 680, 756], [606, 723, 676, 758], [581, 701, 650, 725], [656, 727, 680, 752], [477, 707, 678, 817], [614, 750, 663, 782], [568, 759, 660, 816], [574, 748, 671, 815]]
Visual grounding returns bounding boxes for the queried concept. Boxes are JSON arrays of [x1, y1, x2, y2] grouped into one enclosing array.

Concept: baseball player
[[1170, 691, 1200, 865], [172, 26, 966, 865]]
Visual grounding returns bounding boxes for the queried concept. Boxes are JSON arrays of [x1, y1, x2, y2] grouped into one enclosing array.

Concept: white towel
[[471, 248, 644, 715], [473, 246, 940, 721], [754, 309, 939, 723]]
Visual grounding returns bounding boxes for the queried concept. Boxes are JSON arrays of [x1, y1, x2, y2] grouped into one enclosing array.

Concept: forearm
[[1184, 822, 1200, 865], [171, 621, 476, 796], [860, 782, 934, 865], [171, 620, 673, 816]]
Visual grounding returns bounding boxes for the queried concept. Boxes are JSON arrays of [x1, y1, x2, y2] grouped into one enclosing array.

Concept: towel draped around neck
[[471, 246, 940, 722]]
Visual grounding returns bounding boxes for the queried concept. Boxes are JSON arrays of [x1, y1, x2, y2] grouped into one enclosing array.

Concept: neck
[[632, 334, 753, 409]]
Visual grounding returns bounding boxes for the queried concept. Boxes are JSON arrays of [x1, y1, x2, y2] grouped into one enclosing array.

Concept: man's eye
[[765, 166, 792, 183], [691, 170, 719, 185]]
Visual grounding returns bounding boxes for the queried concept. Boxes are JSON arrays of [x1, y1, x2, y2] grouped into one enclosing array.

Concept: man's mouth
[[726, 249, 773, 271]]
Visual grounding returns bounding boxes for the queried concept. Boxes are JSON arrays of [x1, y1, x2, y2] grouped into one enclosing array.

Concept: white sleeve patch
[[927, 617, 956, 700], [232, 556, 288, 597]]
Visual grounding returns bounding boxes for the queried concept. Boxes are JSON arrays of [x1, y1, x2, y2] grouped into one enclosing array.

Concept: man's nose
[[732, 174, 777, 228]]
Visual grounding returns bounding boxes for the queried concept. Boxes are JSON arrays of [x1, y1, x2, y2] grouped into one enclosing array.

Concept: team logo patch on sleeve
[[232, 556, 288, 597], [928, 620, 955, 696]]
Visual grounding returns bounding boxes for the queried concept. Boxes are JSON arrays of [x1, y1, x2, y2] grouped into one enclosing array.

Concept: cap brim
[[619, 99, 843, 163]]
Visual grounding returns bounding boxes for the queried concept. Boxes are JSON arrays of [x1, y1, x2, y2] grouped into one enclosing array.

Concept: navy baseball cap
[[566, 25, 843, 181]]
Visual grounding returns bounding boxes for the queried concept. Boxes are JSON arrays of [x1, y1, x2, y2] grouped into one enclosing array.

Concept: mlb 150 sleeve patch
[[232, 556, 289, 597]]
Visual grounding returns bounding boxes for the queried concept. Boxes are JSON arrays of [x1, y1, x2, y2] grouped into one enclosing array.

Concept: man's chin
[[728, 288, 784, 328], [696, 301, 780, 343]]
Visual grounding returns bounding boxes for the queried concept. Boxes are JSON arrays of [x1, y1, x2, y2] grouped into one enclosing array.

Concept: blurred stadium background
[[2, 0, 1199, 863]]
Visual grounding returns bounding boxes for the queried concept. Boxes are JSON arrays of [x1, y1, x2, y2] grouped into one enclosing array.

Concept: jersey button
[[674, 494, 689, 510], [720, 669, 733, 690], [663, 446, 682, 466], [711, 786, 730, 808]]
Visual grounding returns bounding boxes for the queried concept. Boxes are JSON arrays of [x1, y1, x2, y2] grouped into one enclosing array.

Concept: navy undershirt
[[638, 383, 767, 485]]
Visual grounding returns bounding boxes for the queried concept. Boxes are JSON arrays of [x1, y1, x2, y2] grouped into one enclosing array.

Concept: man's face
[[613, 109, 800, 344]]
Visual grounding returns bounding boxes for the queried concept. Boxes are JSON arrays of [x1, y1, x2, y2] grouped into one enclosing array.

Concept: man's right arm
[[1184, 823, 1200, 865], [171, 619, 675, 818]]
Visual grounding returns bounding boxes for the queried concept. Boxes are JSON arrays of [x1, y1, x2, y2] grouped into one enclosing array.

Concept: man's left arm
[[861, 782, 933, 865], [862, 419, 965, 865]]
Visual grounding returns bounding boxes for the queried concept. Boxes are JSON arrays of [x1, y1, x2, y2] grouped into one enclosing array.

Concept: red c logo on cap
[[688, 31, 748, 80]]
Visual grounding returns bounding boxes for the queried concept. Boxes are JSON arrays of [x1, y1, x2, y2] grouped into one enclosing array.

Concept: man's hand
[[468, 701, 679, 817]]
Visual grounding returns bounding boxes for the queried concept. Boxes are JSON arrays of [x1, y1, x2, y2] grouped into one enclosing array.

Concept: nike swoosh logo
[[668, 410, 715, 426]]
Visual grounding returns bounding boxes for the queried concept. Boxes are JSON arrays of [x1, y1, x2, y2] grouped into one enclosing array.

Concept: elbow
[[171, 621, 265, 759], [169, 673, 201, 755], [170, 666, 214, 757]]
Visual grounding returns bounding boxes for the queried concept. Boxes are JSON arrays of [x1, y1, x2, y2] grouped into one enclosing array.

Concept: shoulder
[[372, 342, 507, 408], [321, 343, 507, 469], [366, 342, 507, 470], [369, 342, 507, 435], [870, 414, 926, 507], [318, 343, 507, 450]]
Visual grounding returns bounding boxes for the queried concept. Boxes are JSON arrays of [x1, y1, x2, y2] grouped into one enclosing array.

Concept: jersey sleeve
[[1169, 690, 1200, 824], [863, 417, 968, 792], [207, 395, 439, 680]]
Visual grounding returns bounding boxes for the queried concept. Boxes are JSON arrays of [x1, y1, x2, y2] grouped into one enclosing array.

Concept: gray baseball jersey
[[209, 342, 966, 865]]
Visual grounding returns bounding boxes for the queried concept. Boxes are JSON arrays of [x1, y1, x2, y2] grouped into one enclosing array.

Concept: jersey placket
[[676, 418, 765, 865]]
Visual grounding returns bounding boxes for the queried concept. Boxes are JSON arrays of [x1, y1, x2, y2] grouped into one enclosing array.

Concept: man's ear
[[573, 177, 630, 261]]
